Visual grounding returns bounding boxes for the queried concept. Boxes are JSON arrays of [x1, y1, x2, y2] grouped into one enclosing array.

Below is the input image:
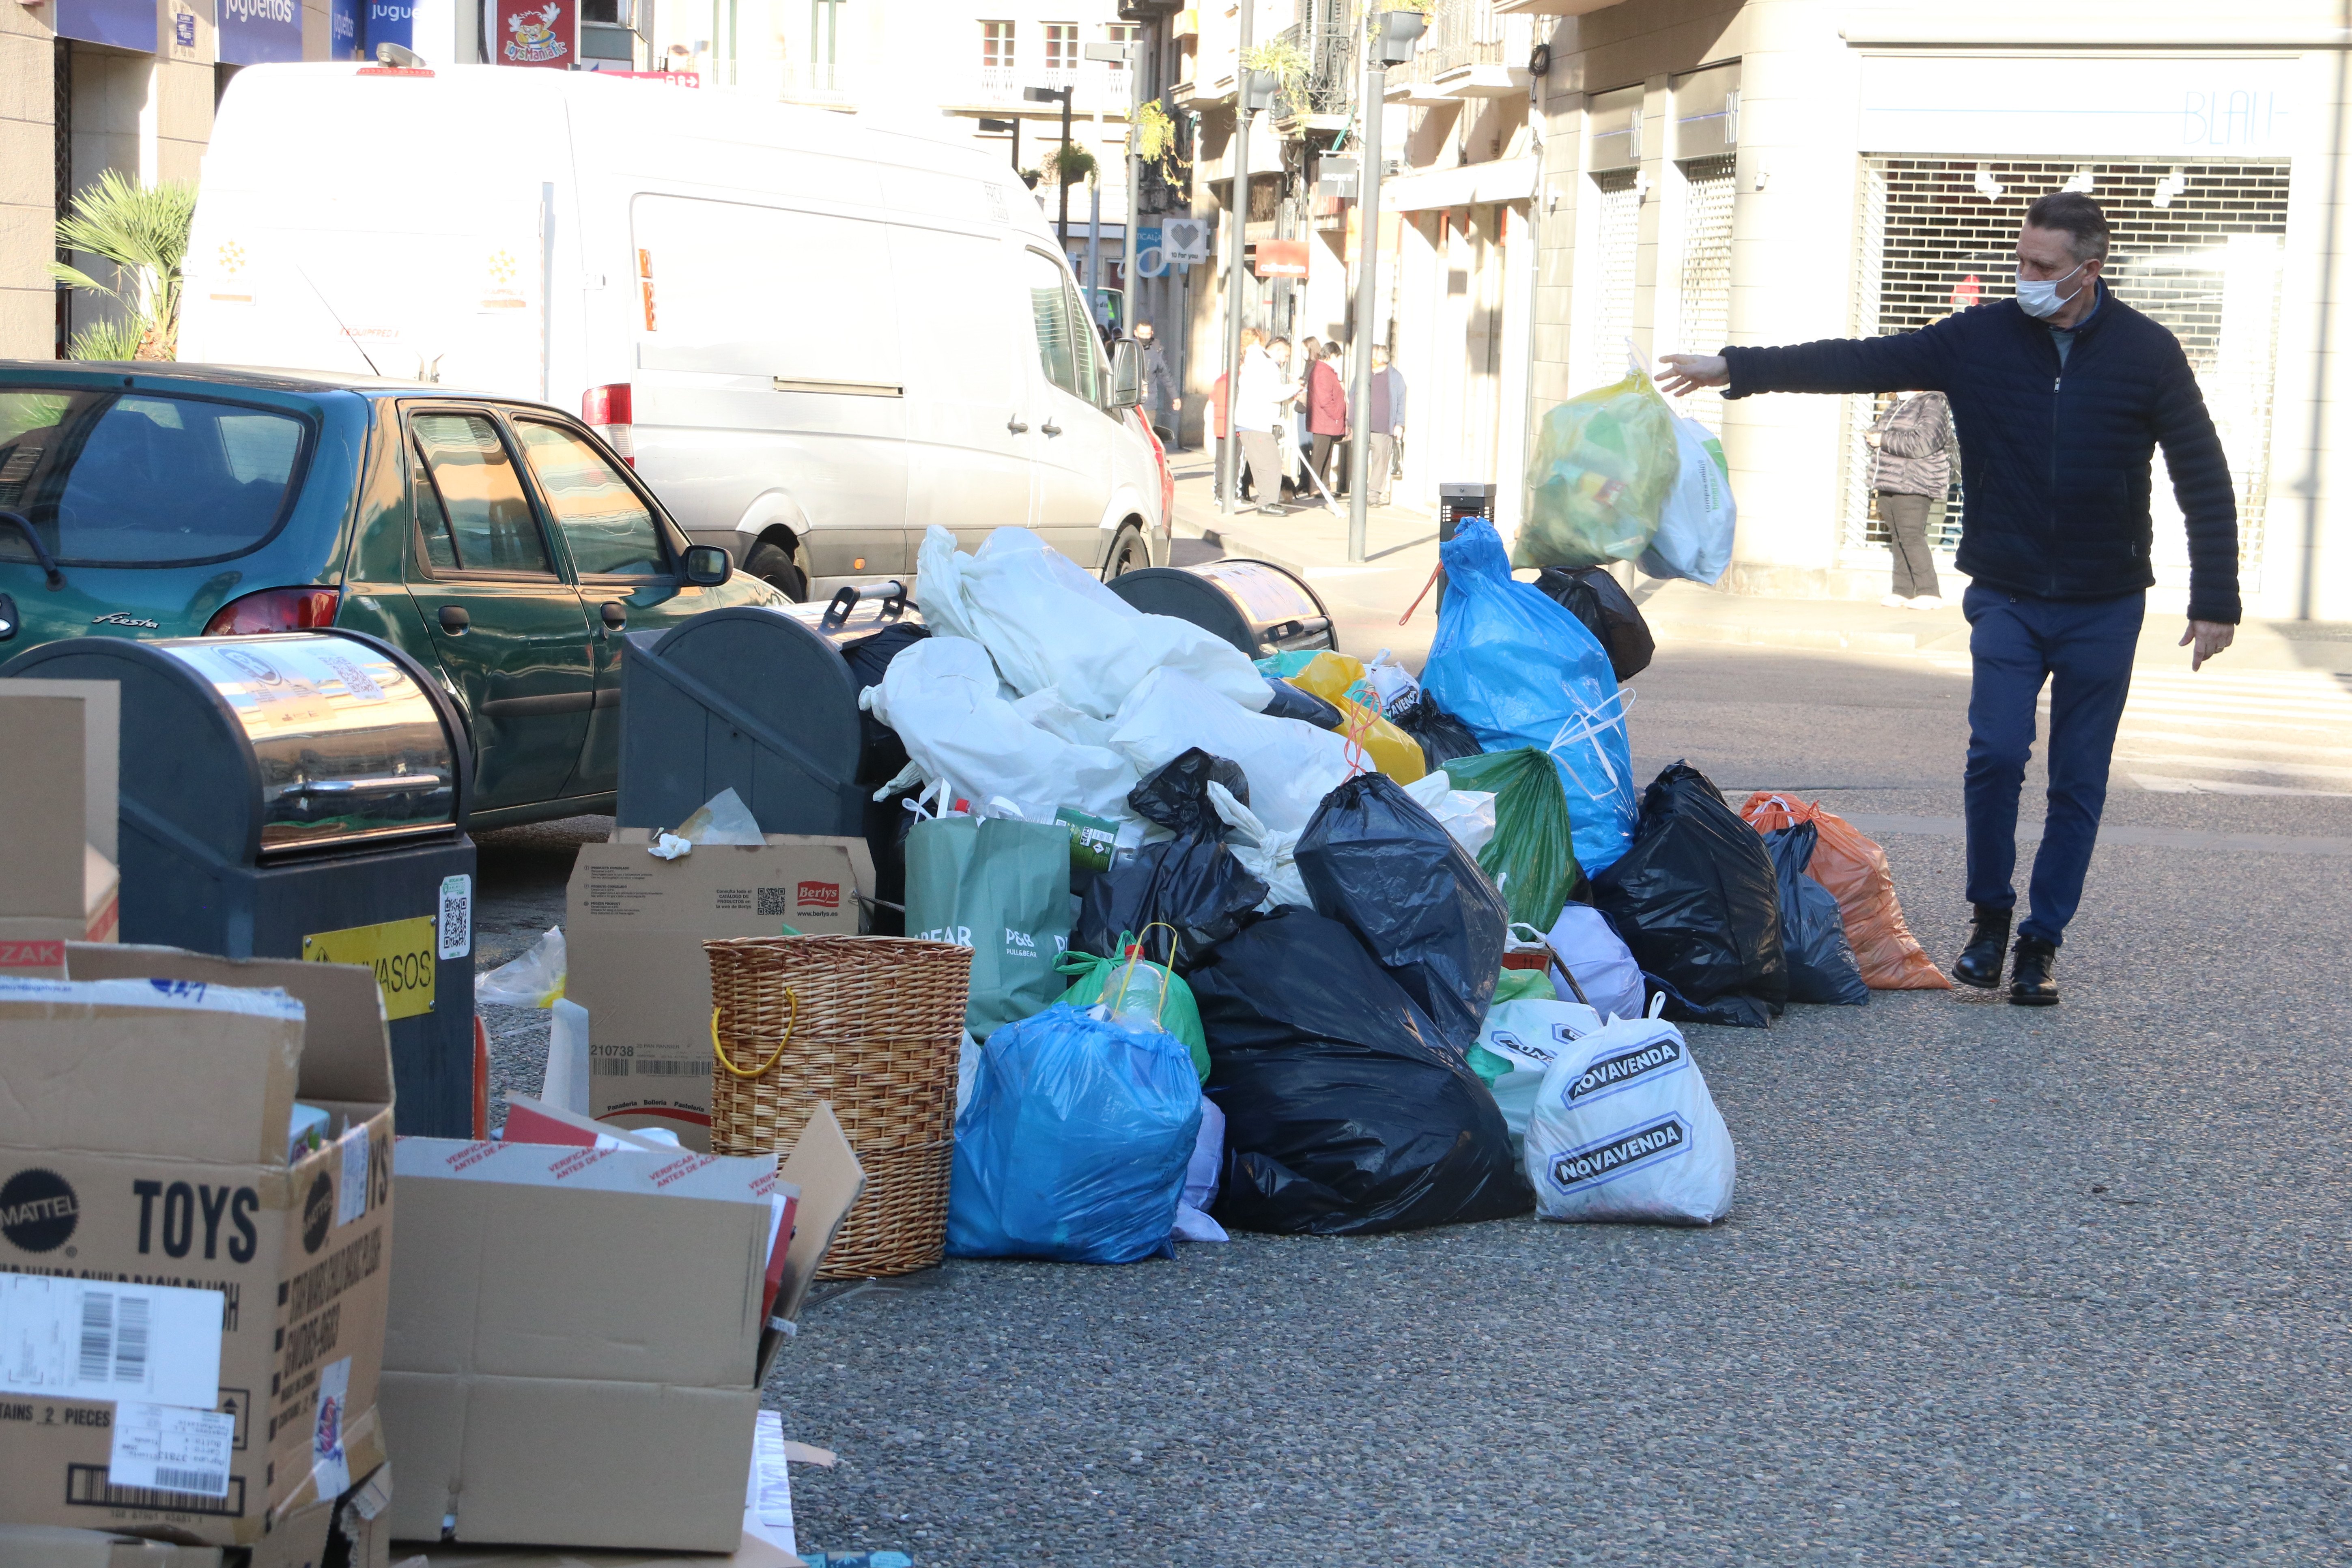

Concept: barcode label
[[591, 1057, 633, 1076], [439, 875, 473, 960], [153, 1466, 226, 1494], [68, 1463, 244, 1516], [634, 1058, 709, 1076], [107, 1402, 238, 1501], [0, 1277, 224, 1407]]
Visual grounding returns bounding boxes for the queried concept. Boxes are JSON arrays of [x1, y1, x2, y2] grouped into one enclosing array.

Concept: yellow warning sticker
[[303, 915, 437, 1021]]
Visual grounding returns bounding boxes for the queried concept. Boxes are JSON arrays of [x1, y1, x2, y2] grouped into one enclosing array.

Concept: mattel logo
[[796, 881, 841, 913]]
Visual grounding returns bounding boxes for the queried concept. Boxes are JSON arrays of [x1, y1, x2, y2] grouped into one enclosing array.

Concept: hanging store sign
[[1161, 215, 1214, 265], [1250, 239, 1308, 279], [366, 0, 417, 54], [219, 0, 302, 65], [1859, 56, 2298, 158], [495, 0, 576, 67], [52, 0, 155, 53]]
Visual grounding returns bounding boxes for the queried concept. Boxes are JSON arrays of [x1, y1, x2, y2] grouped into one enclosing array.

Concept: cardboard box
[[0, 680, 121, 975], [378, 1138, 778, 1551], [566, 832, 872, 1151], [0, 1527, 224, 1568], [0, 946, 397, 1549]]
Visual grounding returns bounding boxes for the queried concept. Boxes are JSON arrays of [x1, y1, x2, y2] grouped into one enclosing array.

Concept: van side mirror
[[682, 544, 732, 585], [1108, 340, 1145, 411]]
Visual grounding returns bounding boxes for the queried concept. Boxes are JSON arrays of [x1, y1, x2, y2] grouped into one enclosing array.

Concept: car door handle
[[1041, 420, 1063, 437], [1006, 416, 1029, 433], [438, 604, 470, 634], [600, 600, 628, 631]]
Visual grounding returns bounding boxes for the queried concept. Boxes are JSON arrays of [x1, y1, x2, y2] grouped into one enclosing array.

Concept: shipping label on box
[[0, 952, 399, 1547], [567, 834, 872, 1151]]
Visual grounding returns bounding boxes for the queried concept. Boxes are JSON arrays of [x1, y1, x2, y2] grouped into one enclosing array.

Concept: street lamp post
[[1218, 10, 1270, 516], [1023, 83, 1077, 253], [1084, 38, 1141, 338], [1346, 9, 1427, 563], [979, 115, 1020, 175]]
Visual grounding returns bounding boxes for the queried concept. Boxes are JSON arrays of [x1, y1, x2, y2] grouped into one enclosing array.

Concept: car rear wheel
[[743, 540, 808, 601], [1101, 521, 1149, 581]]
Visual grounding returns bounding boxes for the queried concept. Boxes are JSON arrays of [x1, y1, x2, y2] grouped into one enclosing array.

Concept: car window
[[513, 421, 667, 576], [1065, 279, 1105, 407], [410, 411, 553, 574], [1022, 248, 1081, 399], [411, 437, 462, 572], [0, 387, 306, 567]]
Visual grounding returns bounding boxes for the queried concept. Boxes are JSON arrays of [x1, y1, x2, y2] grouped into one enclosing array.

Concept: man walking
[[1365, 344, 1405, 507], [1661, 192, 2238, 1007], [1235, 329, 1299, 516]]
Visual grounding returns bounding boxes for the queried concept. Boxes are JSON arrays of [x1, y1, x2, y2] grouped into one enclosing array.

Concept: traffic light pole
[[1217, 2, 1255, 516], [1345, 64, 1388, 564]]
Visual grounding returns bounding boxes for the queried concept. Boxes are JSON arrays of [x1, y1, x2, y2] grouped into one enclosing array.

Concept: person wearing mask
[[1659, 191, 2238, 1007], [1304, 339, 1348, 490], [1132, 321, 1180, 443], [1235, 330, 1300, 515], [1866, 387, 1956, 607], [1365, 345, 1406, 507]]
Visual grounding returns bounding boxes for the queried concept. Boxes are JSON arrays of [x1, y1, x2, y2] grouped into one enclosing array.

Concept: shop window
[[1577, 168, 1642, 394], [1847, 158, 2289, 585], [1672, 153, 1736, 435]]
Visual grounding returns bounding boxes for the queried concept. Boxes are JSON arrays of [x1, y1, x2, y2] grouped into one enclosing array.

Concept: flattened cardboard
[[755, 1105, 865, 1387], [0, 681, 121, 975], [0, 948, 398, 1549], [0, 1527, 224, 1568], [380, 1142, 774, 1551], [566, 834, 872, 1151]]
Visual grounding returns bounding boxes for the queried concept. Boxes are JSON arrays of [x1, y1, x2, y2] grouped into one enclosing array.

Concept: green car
[[0, 363, 784, 828]]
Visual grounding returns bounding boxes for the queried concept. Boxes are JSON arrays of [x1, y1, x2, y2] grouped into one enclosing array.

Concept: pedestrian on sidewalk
[[1236, 330, 1300, 516], [1305, 340, 1348, 489], [1133, 320, 1179, 443], [1211, 329, 1255, 504], [1366, 344, 1406, 507], [1660, 191, 2239, 1008], [1866, 388, 1955, 608]]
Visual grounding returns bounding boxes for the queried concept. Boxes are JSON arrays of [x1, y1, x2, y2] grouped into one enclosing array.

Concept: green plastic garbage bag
[[1491, 967, 1556, 1004], [1442, 748, 1582, 933], [1054, 946, 1209, 1083], [906, 813, 1072, 1039], [1516, 370, 1679, 570]]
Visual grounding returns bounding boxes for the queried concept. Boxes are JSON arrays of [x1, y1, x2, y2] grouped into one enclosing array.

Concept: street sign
[[1251, 239, 1308, 279], [1135, 226, 1166, 278], [1162, 216, 1214, 266]]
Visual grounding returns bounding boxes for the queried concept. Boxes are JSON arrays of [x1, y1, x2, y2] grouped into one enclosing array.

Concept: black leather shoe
[[1953, 905, 2012, 989], [2009, 936, 2059, 1007]]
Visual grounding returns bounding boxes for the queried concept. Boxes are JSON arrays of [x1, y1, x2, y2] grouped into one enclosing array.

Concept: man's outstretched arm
[[1659, 325, 1953, 400]]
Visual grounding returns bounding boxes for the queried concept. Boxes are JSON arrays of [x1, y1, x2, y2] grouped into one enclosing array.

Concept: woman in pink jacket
[[1304, 342, 1349, 490]]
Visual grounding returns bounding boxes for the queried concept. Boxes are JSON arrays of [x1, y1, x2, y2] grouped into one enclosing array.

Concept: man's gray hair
[[2025, 191, 2111, 262]]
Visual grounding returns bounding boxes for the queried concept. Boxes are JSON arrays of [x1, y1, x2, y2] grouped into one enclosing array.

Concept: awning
[[1377, 156, 1538, 213]]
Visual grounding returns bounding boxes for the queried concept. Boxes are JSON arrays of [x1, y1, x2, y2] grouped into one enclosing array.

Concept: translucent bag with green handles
[[1516, 368, 1678, 570], [1054, 941, 1209, 1084]]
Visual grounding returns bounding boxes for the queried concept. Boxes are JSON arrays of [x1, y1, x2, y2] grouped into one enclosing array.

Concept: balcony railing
[[968, 62, 1132, 112], [1269, 8, 1355, 118], [1394, 0, 1528, 85]]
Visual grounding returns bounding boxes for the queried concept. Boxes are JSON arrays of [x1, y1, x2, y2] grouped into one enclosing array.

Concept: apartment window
[[1102, 22, 1137, 69], [981, 20, 1013, 72], [1044, 22, 1076, 75]]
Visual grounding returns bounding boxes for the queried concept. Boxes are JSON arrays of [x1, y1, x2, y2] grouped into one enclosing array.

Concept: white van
[[180, 64, 1173, 598]]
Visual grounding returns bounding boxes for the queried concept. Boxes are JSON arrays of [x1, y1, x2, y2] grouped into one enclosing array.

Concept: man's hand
[[1659, 354, 1729, 396], [2181, 620, 2235, 671]]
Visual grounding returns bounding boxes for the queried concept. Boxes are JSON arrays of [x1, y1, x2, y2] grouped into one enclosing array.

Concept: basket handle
[[711, 989, 798, 1080]]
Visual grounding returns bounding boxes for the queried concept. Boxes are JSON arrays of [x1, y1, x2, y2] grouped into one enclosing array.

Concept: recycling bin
[[615, 583, 928, 930], [1104, 558, 1336, 658], [1, 631, 478, 1135]]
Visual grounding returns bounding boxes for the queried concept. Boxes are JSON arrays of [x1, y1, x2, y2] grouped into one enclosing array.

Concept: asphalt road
[[472, 570, 2352, 1565]]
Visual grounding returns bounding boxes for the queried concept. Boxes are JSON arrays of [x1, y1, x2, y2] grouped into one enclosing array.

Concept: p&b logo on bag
[[1001, 927, 1036, 956], [0, 1166, 78, 1252], [1548, 1114, 1688, 1195], [1564, 1035, 1685, 1105]]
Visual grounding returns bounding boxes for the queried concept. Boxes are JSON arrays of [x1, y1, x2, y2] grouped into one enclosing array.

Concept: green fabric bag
[[1442, 748, 1582, 933], [1054, 946, 1210, 1083], [905, 814, 1072, 1040]]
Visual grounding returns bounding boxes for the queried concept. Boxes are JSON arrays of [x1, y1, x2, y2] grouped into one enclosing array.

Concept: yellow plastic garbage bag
[[1516, 369, 1679, 570], [1285, 652, 1427, 784]]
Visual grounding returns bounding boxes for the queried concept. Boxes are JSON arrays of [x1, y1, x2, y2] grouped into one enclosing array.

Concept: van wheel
[[1101, 522, 1149, 581], [743, 541, 807, 601]]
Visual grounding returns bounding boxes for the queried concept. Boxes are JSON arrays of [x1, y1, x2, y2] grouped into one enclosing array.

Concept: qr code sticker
[[756, 888, 789, 917]]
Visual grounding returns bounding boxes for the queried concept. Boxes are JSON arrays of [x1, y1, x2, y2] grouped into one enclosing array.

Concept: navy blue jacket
[[1723, 285, 2240, 623]]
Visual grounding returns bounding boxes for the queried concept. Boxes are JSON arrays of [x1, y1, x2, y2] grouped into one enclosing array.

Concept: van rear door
[[1015, 245, 1121, 568], [627, 194, 908, 579], [895, 223, 1033, 551]]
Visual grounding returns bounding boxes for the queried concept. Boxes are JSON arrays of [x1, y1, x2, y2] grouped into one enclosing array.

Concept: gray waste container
[[1103, 558, 1335, 658]]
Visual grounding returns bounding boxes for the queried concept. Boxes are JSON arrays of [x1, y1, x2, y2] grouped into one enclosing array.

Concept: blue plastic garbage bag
[[1763, 822, 1870, 1006], [1422, 519, 1638, 875], [947, 1004, 1203, 1264]]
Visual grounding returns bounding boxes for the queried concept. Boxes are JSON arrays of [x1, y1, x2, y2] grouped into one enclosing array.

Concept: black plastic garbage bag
[[1078, 751, 1265, 970], [1389, 691, 1484, 770], [1294, 773, 1508, 1050], [1592, 761, 1787, 1028], [1187, 907, 1531, 1235], [1535, 566, 1655, 682], [1764, 822, 1870, 1006], [1261, 677, 1346, 731]]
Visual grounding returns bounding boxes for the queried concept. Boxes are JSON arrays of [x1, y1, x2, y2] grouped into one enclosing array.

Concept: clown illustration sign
[[497, 0, 573, 66]]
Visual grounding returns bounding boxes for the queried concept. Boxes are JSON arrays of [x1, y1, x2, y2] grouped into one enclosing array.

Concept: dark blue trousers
[[1962, 585, 2145, 946]]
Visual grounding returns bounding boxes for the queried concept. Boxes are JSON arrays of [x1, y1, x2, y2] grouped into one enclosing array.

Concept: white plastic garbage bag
[[1403, 772, 1498, 858], [1172, 1095, 1229, 1243], [1207, 780, 1309, 911], [1524, 1012, 1736, 1225], [1109, 665, 1356, 834], [538, 997, 592, 1114], [479, 926, 567, 1007], [1476, 997, 1605, 1148], [1545, 903, 1647, 1020], [649, 786, 767, 857], [1639, 413, 1736, 586], [861, 635, 1138, 821], [919, 526, 1272, 720]]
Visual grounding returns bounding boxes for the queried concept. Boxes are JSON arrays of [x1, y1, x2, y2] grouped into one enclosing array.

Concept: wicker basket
[[705, 935, 971, 1278]]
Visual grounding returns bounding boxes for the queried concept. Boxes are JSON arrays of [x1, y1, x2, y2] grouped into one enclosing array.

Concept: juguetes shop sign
[[222, 0, 296, 22]]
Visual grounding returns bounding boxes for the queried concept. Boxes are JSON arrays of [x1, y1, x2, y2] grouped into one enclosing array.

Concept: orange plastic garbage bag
[[1739, 792, 1950, 990], [1286, 652, 1427, 785]]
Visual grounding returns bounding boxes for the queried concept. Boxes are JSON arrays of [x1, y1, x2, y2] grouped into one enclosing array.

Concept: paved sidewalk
[[1166, 458, 2352, 673]]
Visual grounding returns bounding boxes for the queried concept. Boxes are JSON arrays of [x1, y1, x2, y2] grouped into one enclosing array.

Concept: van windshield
[[0, 388, 308, 568]]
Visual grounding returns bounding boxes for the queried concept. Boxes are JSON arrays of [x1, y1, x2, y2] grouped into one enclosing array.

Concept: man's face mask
[[2016, 260, 2088, 320]]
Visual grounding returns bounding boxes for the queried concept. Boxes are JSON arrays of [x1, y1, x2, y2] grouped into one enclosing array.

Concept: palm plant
[[47, 170, 199, 361], [1049, 142, 1098, 187]]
